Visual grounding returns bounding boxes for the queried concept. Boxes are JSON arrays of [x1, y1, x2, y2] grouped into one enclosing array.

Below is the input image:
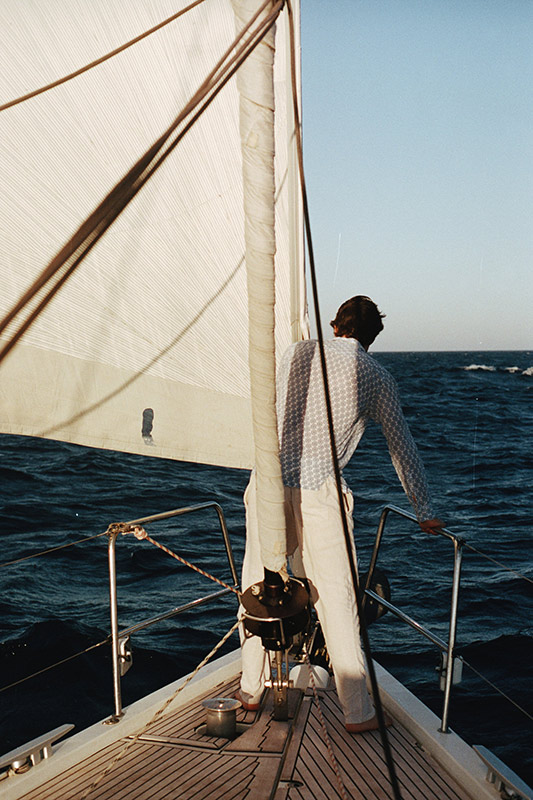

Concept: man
[[239, 295, 443, 732]]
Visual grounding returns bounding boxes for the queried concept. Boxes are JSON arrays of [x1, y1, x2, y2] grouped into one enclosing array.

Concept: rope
[[463, 542, 533, 585], [0, 0, 206, 112], [124, 524, 240, 595], [304, 652, 349, 800], [79, 619, 240, 800], [1, 521, 238, 693], [0, 531, 107, 568], [286, 4, 403, 798]]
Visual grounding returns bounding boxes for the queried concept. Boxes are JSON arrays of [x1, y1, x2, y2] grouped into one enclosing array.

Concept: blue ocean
[[1, 351, 532, 786]]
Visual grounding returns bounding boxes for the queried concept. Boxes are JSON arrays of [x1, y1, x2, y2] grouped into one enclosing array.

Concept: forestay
[[0, 0, 307, 470]]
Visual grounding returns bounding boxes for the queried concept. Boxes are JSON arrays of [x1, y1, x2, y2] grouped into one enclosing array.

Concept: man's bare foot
[[345, 713, 392, 733], [235, 690, 261, 712]]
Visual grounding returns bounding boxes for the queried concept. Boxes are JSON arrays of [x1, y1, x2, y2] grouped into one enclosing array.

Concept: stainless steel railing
[[363, 505, 464, 733], [105, 502, 239, 722]]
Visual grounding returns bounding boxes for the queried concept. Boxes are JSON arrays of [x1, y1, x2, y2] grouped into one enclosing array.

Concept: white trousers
[[239, 474, 373, 725]]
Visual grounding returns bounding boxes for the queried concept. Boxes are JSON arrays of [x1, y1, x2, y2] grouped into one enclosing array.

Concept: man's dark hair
[[330, 295, 385, 348]]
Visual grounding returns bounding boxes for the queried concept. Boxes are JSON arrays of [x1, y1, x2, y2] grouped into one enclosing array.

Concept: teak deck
[[16, 675, 475, 800]]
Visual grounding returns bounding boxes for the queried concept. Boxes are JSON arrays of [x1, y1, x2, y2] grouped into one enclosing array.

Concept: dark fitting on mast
[[262, 568, 286, 604]]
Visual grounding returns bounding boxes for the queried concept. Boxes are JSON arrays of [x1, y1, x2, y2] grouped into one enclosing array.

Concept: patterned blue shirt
[[277, 337, 432, 521]]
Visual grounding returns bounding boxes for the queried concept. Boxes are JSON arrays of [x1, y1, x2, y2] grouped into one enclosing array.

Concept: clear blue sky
[[300, 0, 532, 351]]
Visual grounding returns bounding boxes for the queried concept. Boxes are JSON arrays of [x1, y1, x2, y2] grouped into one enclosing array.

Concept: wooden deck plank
[[180, 754, 258, 800], [130, 747, 215, 800], [305, 705, 393, 799], [17, 741, 126, 800], [300, 727, 372, 800], [295, 689, 475, 800], [310, 715, 415, 800], [387, 724, 473, 800], [12, 670, 483, 800], [277, 695, 314, 792], [224, 771, 259, 800], [315, 687, 474, 800], [121, 752, 250, 800], [355, 717, 471, 800], [314, 698, 447, 800], [225, 692, 291, 754], [345, 728, 447, 800], [136, 733, 221, 750], [385, 725, 467, 800], [139, 749, 231, 800], [247, 752, 284, 800], [293, 747, 349, 800], [90, 744, 204, 800], [63, 741, 220, 800], [304, 698, 420, 800], [182, 754, 261, 800]]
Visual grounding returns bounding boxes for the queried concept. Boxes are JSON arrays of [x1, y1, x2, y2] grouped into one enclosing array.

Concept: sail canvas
[[0, 0, 306, 469]]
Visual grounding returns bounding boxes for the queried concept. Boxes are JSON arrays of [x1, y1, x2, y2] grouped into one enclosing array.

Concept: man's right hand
[[419, 518, 445, 535]]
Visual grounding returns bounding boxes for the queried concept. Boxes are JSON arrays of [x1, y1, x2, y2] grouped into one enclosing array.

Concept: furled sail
[[0, 0, 307, 470], [231, 0, 288, 570]]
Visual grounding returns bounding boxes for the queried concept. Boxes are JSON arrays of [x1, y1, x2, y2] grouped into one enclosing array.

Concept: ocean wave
[[461, 363, 533, 376]]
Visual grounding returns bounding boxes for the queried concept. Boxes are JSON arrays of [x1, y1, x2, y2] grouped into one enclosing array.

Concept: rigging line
[[286, 5, 403, 800], [0, 0, 206, 112], [79, 619, 241, 800], [127, 525, 240, 595], [0, 0, 284, 365], [460, 658, 533, 724], [0, 531, 107, 569], [0, 638, 110, 694], [304, 651, 349, 800], [462, 542, 533, 585]]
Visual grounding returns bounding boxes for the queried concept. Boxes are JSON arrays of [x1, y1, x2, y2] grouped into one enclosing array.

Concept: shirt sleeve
[[370, 370, 433, 522]]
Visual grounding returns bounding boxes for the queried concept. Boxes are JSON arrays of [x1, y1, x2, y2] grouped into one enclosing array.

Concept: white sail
[[0, 0, 307, 470]]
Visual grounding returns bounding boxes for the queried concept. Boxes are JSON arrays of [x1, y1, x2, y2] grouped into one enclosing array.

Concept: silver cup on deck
[[202, 697, 241, 739]]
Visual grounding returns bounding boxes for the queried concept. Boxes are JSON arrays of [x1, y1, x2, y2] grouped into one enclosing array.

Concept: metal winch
[[241, 568, 310, 719]]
